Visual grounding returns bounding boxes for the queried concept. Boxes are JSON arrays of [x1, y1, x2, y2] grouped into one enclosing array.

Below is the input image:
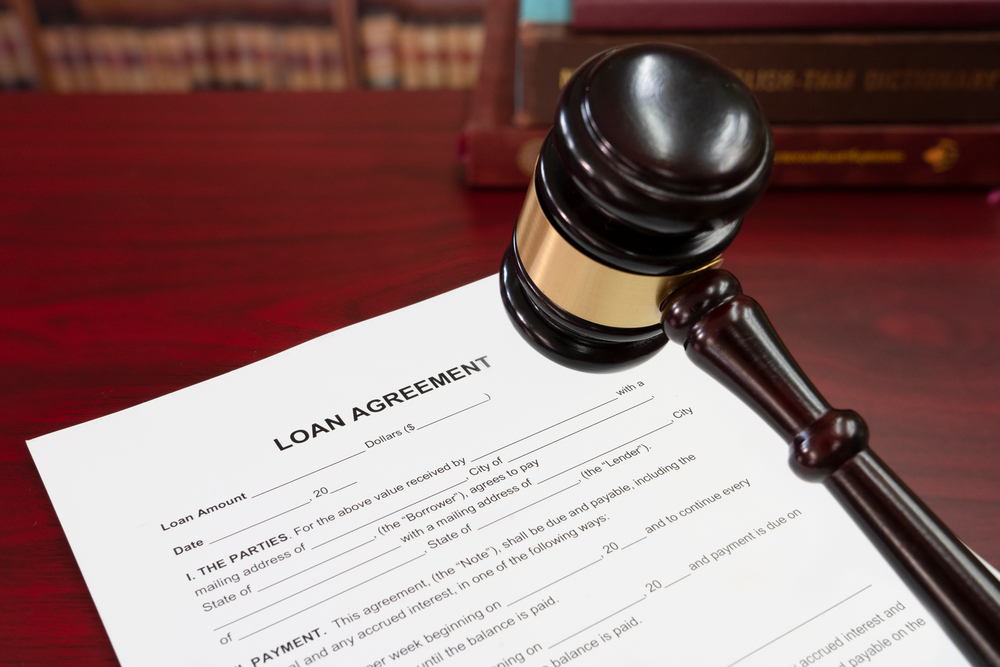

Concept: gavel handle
[[661, 269, 1000, 667]]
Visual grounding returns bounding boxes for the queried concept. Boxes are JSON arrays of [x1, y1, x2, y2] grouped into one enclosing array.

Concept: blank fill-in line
[[657, 573, 692, 591], [506, 558, 603, 607], [472, 398, 619, 462], [209, 500, 313, 545], [237, 552, 427, 641], [252, 454, 365, 498], [548, 597, 647, 649], [725, 584, 873, 667], [621, 536, 647, 550], [417, 394, 491, 430], [214, 545, 403, 632], [537, 421, 674, 484], [510, 397, 654, 463], [311, 478, 469, 549], [478, 482, 580, 530], [259, 538, 376, 592]]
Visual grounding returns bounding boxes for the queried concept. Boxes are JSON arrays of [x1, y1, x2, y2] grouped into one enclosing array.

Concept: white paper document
[[29, 277, 975, 667]]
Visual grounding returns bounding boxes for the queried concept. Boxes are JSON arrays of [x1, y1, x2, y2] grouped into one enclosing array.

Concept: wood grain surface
[[1, 90, 998, 666]]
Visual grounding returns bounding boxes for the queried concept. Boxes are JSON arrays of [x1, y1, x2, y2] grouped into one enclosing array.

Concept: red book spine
[[572, 0, 1000, 32]]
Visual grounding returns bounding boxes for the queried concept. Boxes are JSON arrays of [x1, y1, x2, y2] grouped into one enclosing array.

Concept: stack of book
[[2, 0, 486, 92], [18, 0, 351, 92], [38, 21, 348, 92], [359, 9, 484, 89], [461, 0, 1000, 187]]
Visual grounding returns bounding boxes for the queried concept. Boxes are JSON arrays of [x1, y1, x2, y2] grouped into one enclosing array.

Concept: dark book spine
[[516, 25, 1000, 126], [461, 124, 1000, 188]]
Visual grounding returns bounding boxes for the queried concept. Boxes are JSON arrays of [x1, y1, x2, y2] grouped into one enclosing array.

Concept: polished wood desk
[[1, 91, 998, 665]]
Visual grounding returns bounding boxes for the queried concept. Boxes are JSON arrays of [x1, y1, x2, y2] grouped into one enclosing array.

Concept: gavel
[[499, 44, 1000, 666]]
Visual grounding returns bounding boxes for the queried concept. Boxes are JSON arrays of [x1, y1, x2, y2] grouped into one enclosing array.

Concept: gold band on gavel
[[514, 179, 722, 329]]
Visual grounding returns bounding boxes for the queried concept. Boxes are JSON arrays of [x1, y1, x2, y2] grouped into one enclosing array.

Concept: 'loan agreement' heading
[[271, 356, 492, 452]]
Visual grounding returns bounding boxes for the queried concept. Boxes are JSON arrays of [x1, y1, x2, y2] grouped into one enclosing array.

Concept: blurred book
[[358, 7, 483, 90], [572, 0, 1000, 32], [515, 23, 1000, 127], [5, 0, 485, 91], [36, 20, 349, 92], [459, 0, 1000, 188], [0, 8, 38, 89]]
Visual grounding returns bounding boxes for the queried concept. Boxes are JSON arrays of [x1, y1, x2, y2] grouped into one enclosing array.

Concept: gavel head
[[500, 43, 774, 370]]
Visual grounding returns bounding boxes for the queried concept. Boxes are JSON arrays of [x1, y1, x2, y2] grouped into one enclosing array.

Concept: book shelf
[[1, 0, 484, 91]]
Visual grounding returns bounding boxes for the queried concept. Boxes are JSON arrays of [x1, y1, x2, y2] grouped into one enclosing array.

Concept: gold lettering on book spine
[[864, 69, 1000, 92], [774, 149, 906, 165]]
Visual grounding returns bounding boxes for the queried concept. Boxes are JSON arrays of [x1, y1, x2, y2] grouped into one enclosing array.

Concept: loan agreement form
[[28, 277, 980, 667]]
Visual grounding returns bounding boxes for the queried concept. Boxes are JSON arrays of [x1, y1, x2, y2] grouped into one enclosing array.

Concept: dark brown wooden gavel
[[499, 44, 1000, 666]]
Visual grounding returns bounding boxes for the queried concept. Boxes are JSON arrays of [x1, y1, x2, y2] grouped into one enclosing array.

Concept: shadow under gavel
[[499, 43, 1000, 667]]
